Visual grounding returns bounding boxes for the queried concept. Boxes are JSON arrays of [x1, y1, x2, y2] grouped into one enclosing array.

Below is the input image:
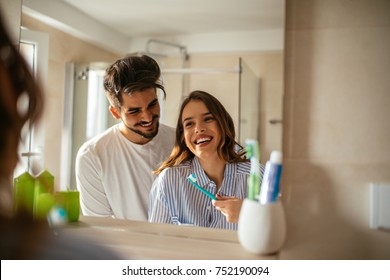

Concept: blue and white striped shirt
[[148, 156, 254, 230]]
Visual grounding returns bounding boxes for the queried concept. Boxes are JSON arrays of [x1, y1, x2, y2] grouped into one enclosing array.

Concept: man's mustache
[[136, 115, 159, 126]]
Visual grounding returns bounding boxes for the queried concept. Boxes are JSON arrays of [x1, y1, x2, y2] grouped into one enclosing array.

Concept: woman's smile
[[182, 100, 221, 158], [194, 135, 213, 146]]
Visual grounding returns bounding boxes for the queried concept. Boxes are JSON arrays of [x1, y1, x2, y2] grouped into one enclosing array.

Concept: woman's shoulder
[[236, 160, 251, 175], [158, 160, 191, 177], [234, 160, 265, 176]]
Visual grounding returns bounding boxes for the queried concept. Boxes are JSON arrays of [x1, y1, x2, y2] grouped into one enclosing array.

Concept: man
[[75, 55, 175, 221]]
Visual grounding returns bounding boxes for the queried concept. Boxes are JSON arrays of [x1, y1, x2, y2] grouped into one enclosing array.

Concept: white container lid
[[270, 150, 282, 164]]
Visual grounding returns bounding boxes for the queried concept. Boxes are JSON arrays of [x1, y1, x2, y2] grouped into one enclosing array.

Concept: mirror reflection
[[19, 0, 285, 229]]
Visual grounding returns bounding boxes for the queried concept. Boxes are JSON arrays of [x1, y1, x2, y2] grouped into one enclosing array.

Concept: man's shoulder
[[154, 123, 175, 147], [159, 123, 176, 134], [77, 126, 118, 154]]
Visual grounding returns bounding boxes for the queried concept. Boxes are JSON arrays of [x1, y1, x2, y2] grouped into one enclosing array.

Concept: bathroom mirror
[[20, 0, 285, 222]]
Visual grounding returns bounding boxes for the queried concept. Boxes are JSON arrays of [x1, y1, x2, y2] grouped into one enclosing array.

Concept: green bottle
[[13, 171, 35, 216], [245, 139, 262, 201], [33, 169, 55, 220]]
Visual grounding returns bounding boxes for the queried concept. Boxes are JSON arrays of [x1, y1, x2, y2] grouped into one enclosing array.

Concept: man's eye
[[147, 99, 159, 109], [128, 110, 139, 115]]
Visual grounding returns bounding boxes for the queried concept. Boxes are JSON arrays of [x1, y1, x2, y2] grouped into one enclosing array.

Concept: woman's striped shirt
[[148, 156, 259, 230]]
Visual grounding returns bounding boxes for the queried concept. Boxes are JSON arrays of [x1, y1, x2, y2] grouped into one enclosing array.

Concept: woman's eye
[[205, 116, 214, 122], [184, 121, 193, 128]]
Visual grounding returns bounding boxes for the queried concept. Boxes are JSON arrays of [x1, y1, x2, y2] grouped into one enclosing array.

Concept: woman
[[0, 11, 119, 259], [149, 90, 264, 230]]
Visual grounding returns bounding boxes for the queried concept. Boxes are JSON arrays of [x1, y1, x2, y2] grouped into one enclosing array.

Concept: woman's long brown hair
[[0, 12, 44, 158], [154, 90, 247, 174]]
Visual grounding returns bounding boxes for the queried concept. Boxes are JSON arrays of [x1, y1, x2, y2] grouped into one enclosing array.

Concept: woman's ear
[[109, 105, 121, 119]]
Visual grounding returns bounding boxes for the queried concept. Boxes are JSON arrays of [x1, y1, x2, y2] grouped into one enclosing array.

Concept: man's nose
[[140, 110, 153, 122]]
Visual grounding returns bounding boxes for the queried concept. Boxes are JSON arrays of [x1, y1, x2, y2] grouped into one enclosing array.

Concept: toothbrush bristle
[[187, 174, 197, 182]]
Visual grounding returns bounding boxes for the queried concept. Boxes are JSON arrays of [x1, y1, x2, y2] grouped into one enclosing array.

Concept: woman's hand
[[212, 195, 243, 223]]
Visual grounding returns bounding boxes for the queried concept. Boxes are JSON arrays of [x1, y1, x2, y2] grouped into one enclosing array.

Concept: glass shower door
[[239, 58, 260, 146]]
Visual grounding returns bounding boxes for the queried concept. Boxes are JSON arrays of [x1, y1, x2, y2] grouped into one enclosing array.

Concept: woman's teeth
[[195, 137, 211, 144]]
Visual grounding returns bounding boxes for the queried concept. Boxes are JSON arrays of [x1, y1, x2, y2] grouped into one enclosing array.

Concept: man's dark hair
[[103, 55, 165, 109]]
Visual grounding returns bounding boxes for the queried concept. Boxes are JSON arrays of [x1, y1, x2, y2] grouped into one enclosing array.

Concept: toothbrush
[[187, 174, 218, 200]]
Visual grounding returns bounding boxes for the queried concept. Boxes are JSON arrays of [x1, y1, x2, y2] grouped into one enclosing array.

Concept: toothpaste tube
[[259, 151, 282, 204]]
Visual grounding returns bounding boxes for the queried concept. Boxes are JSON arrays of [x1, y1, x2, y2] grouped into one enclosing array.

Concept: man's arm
[[75, 148, 113, 217]]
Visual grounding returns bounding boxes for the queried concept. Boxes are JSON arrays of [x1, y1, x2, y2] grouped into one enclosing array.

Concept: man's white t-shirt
[[75, 123, 175, 220]]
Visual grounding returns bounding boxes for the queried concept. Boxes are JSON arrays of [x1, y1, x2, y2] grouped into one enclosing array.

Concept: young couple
[[76, 55, 264, 230]]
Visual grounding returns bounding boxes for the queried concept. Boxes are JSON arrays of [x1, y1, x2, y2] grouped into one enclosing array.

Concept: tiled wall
[[0, 0, 22, 45], [282, 0, 390, 259]]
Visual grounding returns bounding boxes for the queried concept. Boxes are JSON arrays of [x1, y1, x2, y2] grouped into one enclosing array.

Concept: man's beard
[[126, 116, 159, 139]]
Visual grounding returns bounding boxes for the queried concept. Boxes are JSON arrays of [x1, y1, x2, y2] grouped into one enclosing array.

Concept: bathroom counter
[[62, 215, 277, 260]]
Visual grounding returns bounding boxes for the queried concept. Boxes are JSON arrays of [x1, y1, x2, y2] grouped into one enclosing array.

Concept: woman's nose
[[195, 125, 205, 133]]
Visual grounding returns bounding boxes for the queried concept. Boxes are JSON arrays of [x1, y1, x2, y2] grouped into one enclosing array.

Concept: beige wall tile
[[0, 0, 22, 44], [284, 0, 390, 258], [281, 160, 390, 259], [287, 0, 390, 30]]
